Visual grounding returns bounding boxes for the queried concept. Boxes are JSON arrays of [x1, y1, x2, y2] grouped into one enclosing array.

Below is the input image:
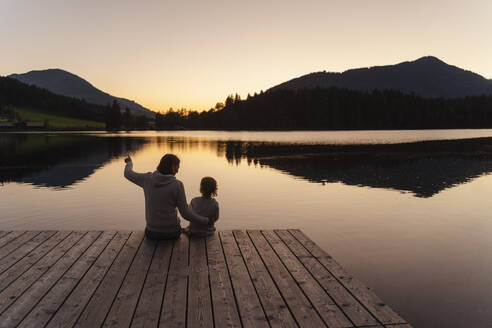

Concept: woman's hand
[[124, 154, 132, 163]]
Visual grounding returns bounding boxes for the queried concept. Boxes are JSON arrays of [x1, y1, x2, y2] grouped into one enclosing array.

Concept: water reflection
[[2, 133, 492, 197], [0, 134, 147, 188], [220, 139, 492, 198]]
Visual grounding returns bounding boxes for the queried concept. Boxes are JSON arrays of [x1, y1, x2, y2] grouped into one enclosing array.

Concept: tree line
[[155, 88, 492, 130], [4, 73, 492, 130], [105, 100, 150, 130]]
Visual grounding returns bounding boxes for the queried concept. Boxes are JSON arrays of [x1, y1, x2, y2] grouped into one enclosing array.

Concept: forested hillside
[[0, 76, 107, 122], [156, 87, 492, 130]]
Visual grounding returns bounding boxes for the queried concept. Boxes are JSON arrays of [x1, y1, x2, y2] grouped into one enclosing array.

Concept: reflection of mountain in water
[[3, 134, 492, 196], [220, 138, 492, 198], [0, 134, 147, 188]]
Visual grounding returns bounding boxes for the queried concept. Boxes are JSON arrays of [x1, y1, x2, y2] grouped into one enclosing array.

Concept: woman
[[124, 153, 211, 239]]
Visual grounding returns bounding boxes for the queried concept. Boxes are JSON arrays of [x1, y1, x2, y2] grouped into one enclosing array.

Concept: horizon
[[8, 55, 491, 114], [2, 0, 491, 112]]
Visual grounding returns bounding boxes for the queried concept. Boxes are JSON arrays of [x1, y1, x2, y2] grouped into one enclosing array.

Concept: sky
[[1, 0, 492, 112]]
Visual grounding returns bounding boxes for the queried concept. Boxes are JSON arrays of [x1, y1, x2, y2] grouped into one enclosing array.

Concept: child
[[182, 177, 219, 237]]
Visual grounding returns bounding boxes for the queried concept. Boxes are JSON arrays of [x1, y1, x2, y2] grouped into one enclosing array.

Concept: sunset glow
[[2, 0, 491, 111]]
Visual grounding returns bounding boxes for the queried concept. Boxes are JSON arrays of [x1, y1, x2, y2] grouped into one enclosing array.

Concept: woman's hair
[[157, 154, 180, 174], [200, 177, 217, 198]]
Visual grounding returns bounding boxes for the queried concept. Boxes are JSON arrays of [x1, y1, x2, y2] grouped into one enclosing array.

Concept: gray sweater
[[186, 197, 219, 237], [124, 162, 209, 234]]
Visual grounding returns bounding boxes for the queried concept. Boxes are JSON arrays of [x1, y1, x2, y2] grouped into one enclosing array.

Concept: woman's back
[[124, 159, 209, 236]]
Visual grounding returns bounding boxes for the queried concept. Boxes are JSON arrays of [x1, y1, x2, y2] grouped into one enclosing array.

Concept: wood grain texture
[[0, 231, 100, 328], [261, 230, 352, 328], [247, 230, 326, 327], [0, 231, 39, 261], [103, 236, 156, 328], [0, 231, 85, 315], [233, 230, 297, 328], [0, 231, 71, 293], [187, 237, 213, 328], [0, 232, 11, 240], [131, 238, 173, 328], [289, 229, 407, 325], [220, 231, 269, 328], [0, 231, 25, 249], [160, 235, 189, 328], [0, 231, 56, 275], [74, 231, 144, 328], [207, 233, 242, 328], [276, 229, 379, 327], [0, 230, 409, 328], [18, 231, 117, 328], [46, 231, 130, 328]]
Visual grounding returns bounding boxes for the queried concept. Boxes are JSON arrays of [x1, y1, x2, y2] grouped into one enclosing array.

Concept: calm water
[[2, 130, 492, 327]]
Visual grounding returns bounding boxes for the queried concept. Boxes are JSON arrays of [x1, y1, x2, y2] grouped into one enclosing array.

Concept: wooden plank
[[0, 231, 36, 259], [233, 230, 297, 328], [289, 229, 407, 325], [103, 236, 156, 327], [0, 231, 101, 328], [74, 231, 144, 328], [276, 229, 379, 327], [17, 231, 117, 328], [160, 235, 189, 328], [0, 231, 71, 293], [247, 230, 326, 327], [131, 238, 173, 328], [0, 231, 56, 275], [0, 232, 11, 240], [45, 232, 130, 328], [0, 231, 85, 314], [261, 230, 352, 328], [0, 231, 24, 249], [186, 237, 213, 328], [206, 233, 242, 328], [220, 231, 269, 328]]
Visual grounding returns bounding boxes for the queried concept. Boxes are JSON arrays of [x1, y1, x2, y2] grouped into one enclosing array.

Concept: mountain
[[270, 56, 492, 98], [9, 69, 155, 118], [0, 76, 107, 123]]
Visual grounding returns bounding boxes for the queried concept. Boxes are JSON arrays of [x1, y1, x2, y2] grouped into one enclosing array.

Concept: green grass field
[[7, 106, 105, 129]]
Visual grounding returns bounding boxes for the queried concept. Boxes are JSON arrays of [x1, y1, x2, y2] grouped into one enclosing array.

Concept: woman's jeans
[[145, 227, 181, 240]]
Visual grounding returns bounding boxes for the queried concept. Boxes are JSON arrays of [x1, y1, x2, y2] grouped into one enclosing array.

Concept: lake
[[2, 130, 492, 327]]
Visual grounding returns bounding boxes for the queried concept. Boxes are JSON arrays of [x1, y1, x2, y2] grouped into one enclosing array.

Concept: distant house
[[0, 114, 10, 122]]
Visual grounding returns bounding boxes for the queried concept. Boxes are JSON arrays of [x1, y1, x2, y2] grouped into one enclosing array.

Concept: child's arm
[[208, 202, 219, 227]]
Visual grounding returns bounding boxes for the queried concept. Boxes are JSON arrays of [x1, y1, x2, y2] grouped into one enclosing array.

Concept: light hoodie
[[124, 162, 209, 234]]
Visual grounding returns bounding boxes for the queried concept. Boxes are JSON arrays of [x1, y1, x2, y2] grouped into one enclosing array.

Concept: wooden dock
[[0, 230, 411, 327]]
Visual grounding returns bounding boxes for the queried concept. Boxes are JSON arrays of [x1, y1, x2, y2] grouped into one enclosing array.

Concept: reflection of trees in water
[[144, 136, 492, 197], [220, 138, 492, 198], [0, 134, 147, 188], [3, 134, 492, 196]]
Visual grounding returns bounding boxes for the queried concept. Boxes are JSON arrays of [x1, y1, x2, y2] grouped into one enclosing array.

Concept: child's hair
[[200, 177, 217, 198]]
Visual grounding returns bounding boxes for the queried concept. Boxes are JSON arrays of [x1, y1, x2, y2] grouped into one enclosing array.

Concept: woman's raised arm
[[123, 156, 147, 187]]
